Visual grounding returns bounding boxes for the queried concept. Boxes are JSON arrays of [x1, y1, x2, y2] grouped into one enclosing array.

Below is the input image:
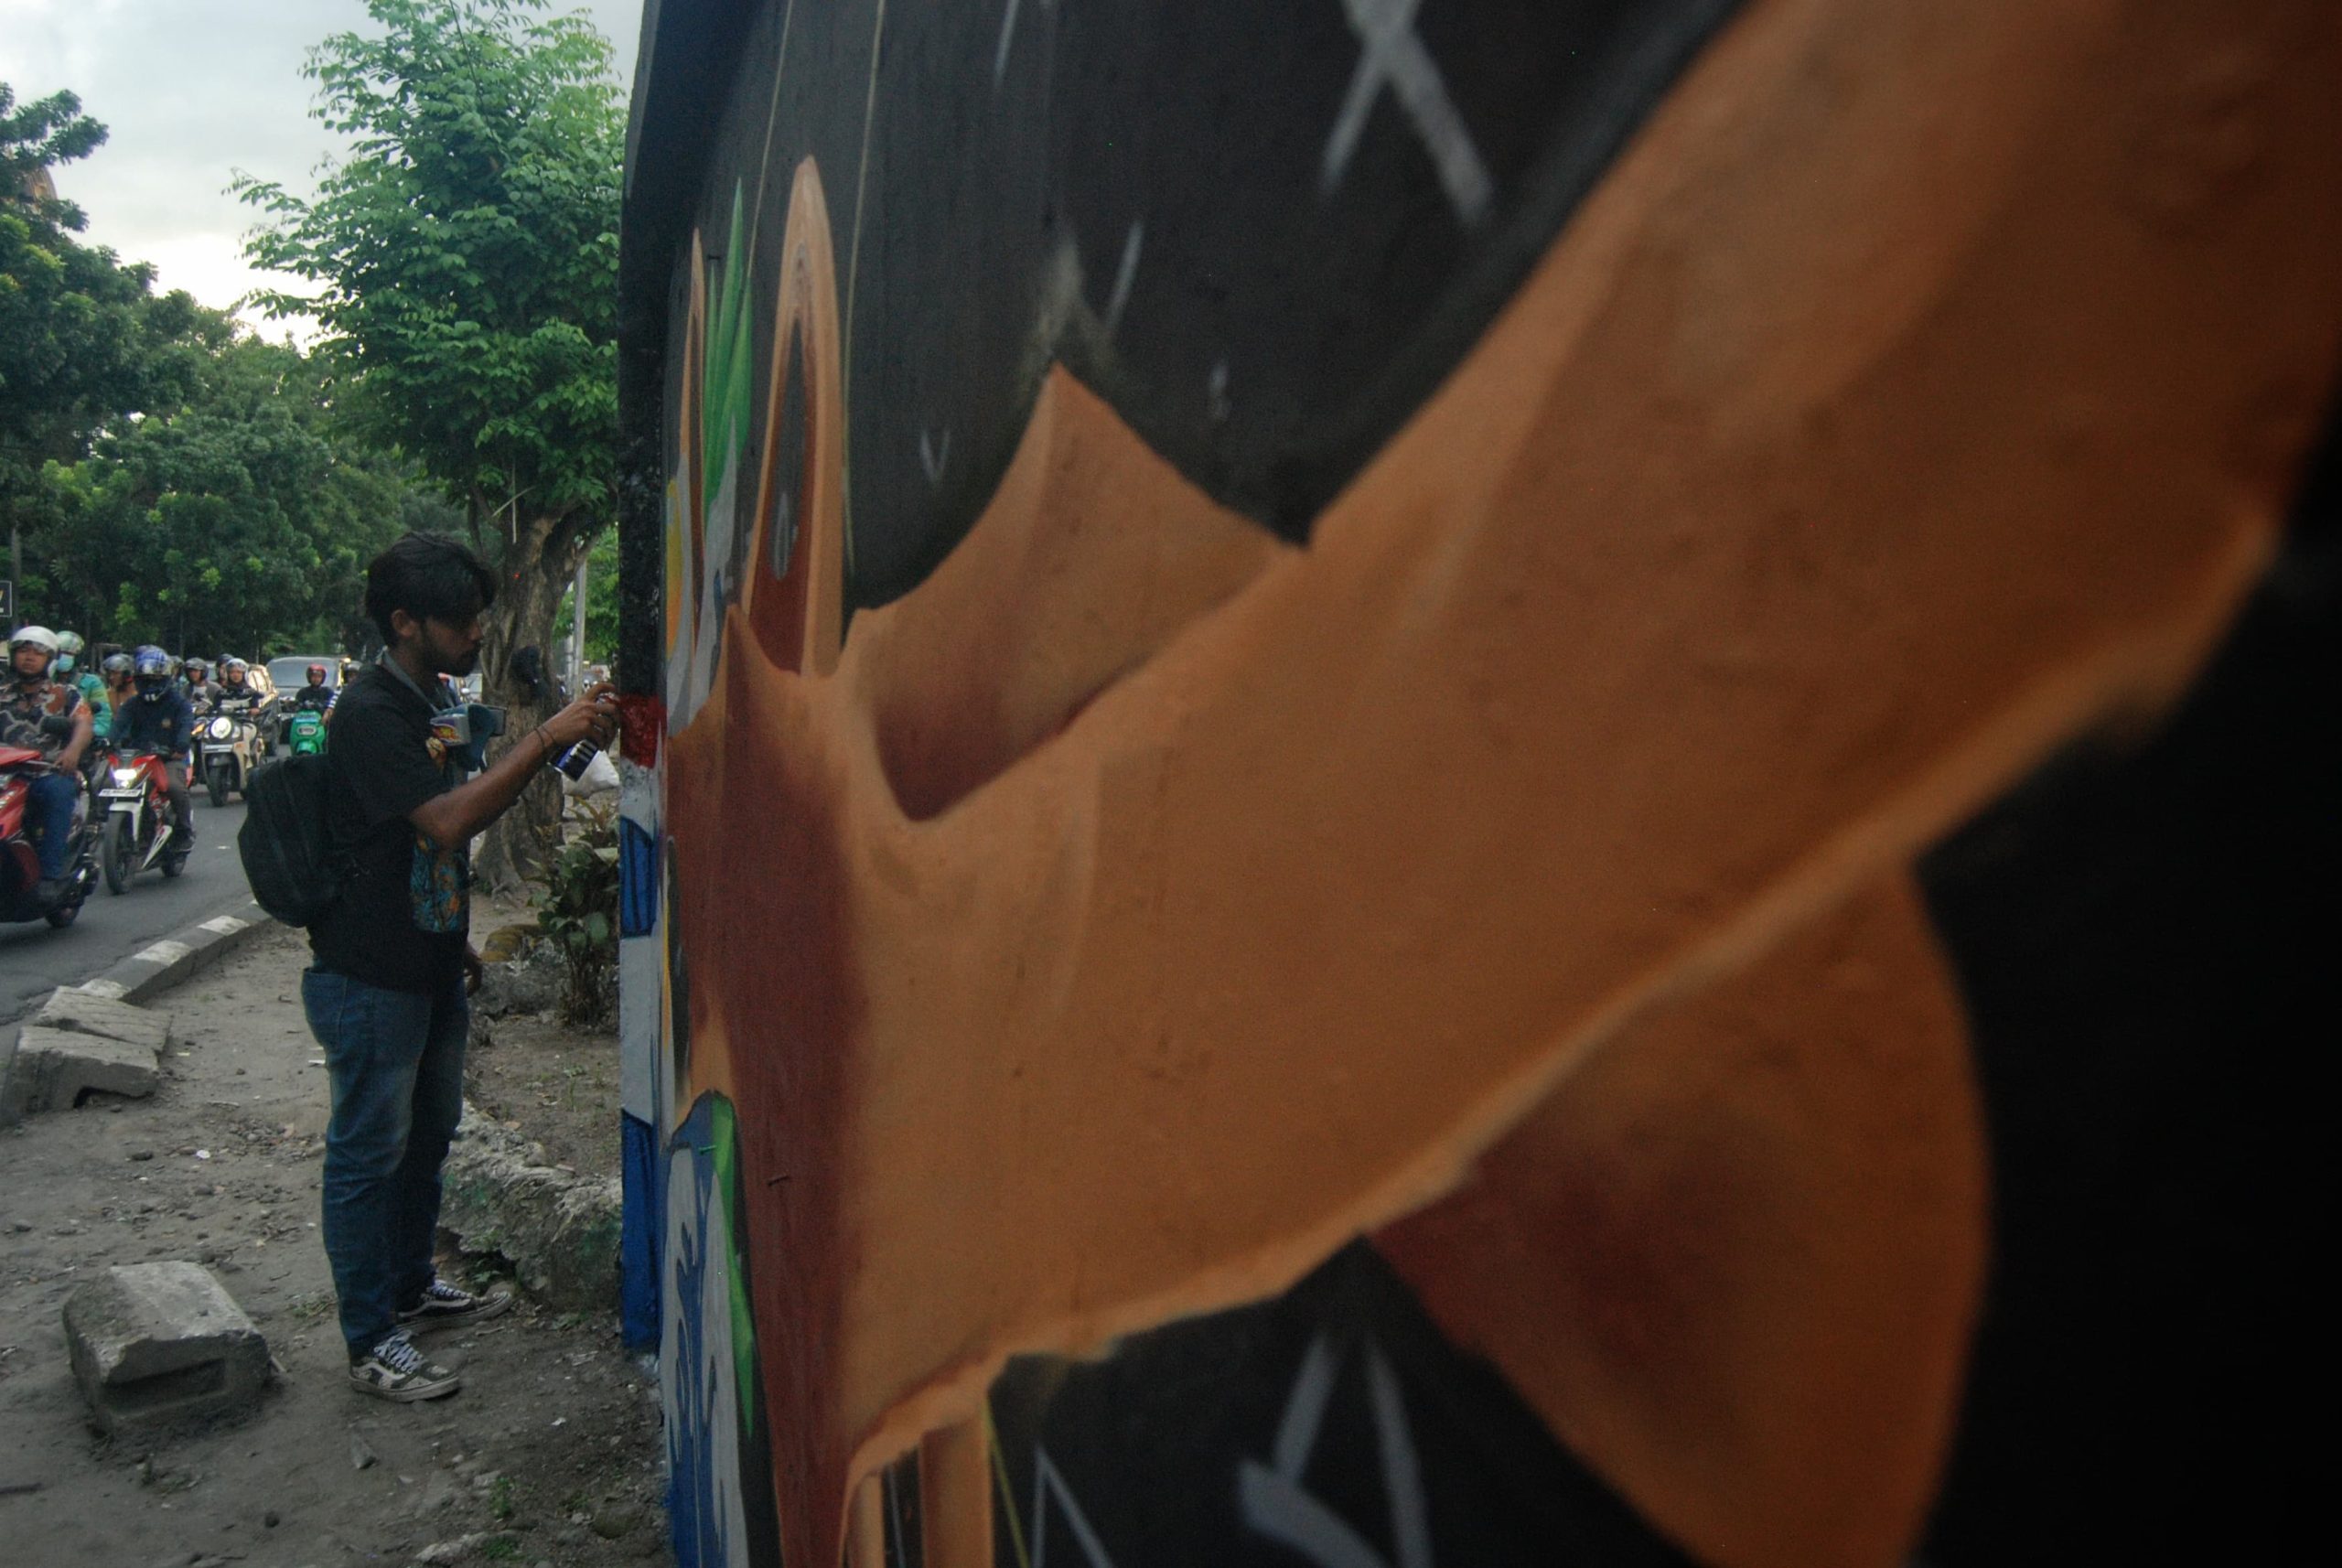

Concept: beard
[[425, 627, 482, 677]]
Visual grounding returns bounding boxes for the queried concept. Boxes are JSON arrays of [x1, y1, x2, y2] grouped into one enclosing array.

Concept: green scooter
[[286, 707, 328, 756]]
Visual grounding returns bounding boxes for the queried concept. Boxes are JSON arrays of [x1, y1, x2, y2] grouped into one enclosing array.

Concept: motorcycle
[[199, 701, 270, 806], [0, 746, 101, 929], [285, 705, 328, 756], [99, 749, 190, 893]]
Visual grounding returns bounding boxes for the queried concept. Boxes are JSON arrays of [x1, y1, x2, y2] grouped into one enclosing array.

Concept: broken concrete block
[[0, 1023, 160, 1120], [64, 1262, 270, 1434], [35, 987, 173, 1056]]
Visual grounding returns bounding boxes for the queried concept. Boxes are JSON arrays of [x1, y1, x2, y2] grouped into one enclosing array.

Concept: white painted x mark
[[1322, 0, 1493, 226]]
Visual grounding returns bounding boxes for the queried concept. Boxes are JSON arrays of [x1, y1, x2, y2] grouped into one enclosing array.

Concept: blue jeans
[[27, 772, 78, 878], [302, 966, 467, 1359]]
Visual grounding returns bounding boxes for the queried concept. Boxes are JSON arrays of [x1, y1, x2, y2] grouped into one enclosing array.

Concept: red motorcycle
[[98, 748, 190, 895], [0, 746, 101, 929]]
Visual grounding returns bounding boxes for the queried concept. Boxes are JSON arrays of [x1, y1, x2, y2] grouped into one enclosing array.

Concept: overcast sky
[[1, 0, 644, 333]]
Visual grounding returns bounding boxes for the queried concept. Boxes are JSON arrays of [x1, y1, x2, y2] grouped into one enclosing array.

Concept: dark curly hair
[[363, 532, 498, 645]]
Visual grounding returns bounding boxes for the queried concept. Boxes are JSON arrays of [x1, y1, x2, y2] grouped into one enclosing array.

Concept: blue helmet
[[133, 645, 172, 694]]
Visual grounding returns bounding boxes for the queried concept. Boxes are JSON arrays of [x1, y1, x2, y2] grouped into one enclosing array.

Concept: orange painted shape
[[1379, 875, 1986, 1568], [659, 4, 2342, 1567], [919, 1418, 993, 1568], [743, 158, 847, 680], [847, 1470, 886, 1568]]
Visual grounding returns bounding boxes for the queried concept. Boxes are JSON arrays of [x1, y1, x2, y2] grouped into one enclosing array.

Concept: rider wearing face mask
[[113, 646, 197, 850], [3, 626, 96, 905], [54, 631, 109, 731]]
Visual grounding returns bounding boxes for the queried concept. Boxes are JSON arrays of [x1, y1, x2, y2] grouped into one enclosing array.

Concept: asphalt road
[[0, 798, 263, 1025]]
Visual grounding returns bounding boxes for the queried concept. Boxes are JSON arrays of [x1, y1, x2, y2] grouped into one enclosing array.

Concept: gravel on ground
[[0, 923, 666, 1568]]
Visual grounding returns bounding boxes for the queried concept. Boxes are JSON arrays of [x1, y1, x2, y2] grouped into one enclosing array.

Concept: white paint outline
[[1030, 1445, 1119, 1568], [1322, 0, 1492, 225], [1102, 220, 1144, 338], [1236, 1331, 1433, 1568]]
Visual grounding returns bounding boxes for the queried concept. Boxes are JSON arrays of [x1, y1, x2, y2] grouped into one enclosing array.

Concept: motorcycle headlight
[[112, 768, 137, 788], [208, 716, 233, 739]]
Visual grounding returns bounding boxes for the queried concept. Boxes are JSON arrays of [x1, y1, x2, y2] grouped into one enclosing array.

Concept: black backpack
[[238, 753, 345, 925]]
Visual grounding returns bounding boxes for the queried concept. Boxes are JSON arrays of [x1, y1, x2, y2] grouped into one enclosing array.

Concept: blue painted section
[[664, 1094, 752, 1568], [619, 816, 659, 937], [620, 1110, 661, 1348]]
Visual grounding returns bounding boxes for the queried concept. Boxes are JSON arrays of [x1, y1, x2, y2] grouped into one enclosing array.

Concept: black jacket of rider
[[116, 688, 196, 756], [207, 683, 263, 714]]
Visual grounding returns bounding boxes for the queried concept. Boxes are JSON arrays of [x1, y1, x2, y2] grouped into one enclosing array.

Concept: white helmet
[[9, 625, 59, 659]]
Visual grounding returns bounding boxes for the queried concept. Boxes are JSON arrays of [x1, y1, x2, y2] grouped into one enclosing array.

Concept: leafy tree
[[237, 0, 622, 882], [0, 84, 203, 580], [30, 314, 423, 657]]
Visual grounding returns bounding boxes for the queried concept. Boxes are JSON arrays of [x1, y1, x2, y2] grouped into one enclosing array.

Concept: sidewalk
[[0, 923, 669, 1567]]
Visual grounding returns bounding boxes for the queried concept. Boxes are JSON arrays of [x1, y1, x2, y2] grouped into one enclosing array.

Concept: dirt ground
[[0, 924, 667, 1568]]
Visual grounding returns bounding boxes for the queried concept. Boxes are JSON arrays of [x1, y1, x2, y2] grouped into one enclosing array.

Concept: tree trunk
[[470, 509, 602, 891]]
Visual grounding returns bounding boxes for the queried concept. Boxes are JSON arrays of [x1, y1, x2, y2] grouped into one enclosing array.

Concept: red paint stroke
[[618, 694, 665, 767]]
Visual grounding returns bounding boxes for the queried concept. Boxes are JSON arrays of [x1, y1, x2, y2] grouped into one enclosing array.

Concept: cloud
[[2, 0, 643, 331]]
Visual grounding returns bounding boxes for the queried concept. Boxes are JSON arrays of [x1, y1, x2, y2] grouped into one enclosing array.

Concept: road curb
[[71, 900, 274, 1006]]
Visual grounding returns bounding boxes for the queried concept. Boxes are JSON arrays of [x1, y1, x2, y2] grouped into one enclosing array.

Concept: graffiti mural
[[614, 2, 2342, 1566]]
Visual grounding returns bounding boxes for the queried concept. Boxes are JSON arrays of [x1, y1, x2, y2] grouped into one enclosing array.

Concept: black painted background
[[1917, 422, 2339, 1563], [629, 0, 1743, 624], [982, 1244, 1693, 1568]]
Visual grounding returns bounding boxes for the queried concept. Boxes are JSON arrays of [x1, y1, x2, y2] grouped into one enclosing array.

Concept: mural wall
[[613, 2, 2342, 1566]]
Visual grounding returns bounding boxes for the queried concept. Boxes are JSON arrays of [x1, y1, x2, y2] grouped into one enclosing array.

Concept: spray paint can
[[547, 738, 599, 780]]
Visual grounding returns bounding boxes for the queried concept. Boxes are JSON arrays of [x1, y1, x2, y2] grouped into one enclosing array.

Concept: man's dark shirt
[[113, 688, 195, 756], [310, 661, 469, 994], [293, 684, 335, 712]]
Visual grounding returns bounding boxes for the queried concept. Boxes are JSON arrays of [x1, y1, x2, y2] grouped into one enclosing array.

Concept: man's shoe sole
[[349, 1369, 461, 1402]]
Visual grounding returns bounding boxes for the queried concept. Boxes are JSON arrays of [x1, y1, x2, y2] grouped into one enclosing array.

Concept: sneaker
[[396, 1278, 514, 1332], [349, 1331, 460, 1402]]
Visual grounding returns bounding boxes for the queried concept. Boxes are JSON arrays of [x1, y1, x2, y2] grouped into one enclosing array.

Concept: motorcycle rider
[[212, 656, 262, 710], [182, 658, 215, 708], [114, 646, 197, 849], [56, 632, 111, 736], [294, 662, 337, 712], [99, 651, 136, 738], [2, 627, 96, 905], [210, 656, 272, 775]]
